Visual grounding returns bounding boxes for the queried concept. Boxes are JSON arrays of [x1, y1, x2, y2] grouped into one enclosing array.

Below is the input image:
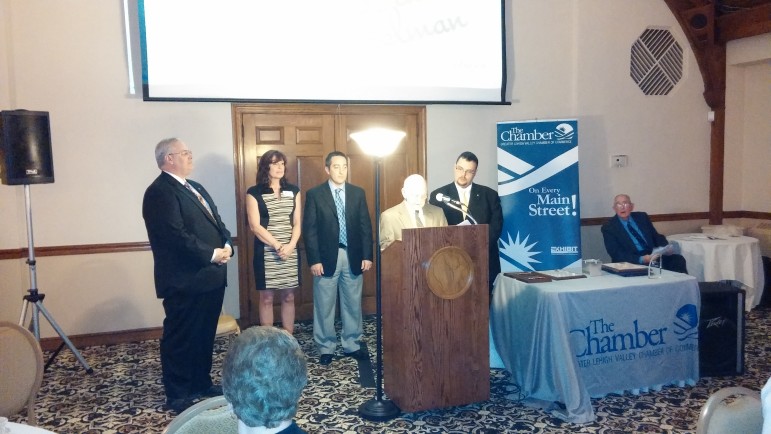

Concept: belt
[[339, 243, 347, 249]]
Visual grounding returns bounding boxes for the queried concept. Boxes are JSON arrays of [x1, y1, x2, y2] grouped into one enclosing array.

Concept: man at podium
[[380, 174, 447, 250]]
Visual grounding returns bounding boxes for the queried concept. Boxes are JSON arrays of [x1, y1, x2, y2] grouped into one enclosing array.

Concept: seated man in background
[[601, 194, 687, 273], [222, 326, 308, 434], [379, 174, 447, 250]]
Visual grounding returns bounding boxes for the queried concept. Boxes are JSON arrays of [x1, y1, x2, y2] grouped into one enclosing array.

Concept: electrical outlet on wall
[[610, 155, 628, 168]]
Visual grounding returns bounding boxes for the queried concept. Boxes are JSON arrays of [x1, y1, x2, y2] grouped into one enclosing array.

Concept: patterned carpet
[[8, 306, 770, 434]]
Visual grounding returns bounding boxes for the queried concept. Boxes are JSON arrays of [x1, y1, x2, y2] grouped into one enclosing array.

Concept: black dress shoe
[[197, 384, 223, 398], [344, 348, 369, 360], [166, 397, 195, 414], [319, 354, 333, 365]]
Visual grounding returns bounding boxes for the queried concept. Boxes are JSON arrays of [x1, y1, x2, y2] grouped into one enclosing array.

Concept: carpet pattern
[[8, 306, 770, 434]]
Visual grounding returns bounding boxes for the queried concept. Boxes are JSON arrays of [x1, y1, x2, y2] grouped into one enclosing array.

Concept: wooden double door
[[232, 104, 426, 327]]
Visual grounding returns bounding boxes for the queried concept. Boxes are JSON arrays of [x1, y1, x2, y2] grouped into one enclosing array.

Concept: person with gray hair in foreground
[[222, 326, 308, 434]]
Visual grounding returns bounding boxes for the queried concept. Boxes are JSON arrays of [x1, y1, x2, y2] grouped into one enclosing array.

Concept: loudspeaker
[[698, 281, 745, 377], [0, 110, 55, 185]]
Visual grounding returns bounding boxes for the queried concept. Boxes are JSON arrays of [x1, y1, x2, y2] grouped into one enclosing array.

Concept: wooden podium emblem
[[426, 246, 474, 299]]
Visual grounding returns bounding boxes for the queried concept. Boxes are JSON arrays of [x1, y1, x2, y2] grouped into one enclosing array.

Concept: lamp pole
[[350, 128, 405, 422]]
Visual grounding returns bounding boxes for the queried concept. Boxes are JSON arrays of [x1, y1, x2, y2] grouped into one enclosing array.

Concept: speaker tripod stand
[[17, 184, 93, 373]]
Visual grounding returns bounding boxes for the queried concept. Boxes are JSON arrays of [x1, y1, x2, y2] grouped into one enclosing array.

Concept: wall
[[0, 0, 766, 338], [0, 0, 236, 336], [725, 34, 771, 214]]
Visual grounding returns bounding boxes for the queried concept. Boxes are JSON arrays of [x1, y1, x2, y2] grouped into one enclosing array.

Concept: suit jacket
[[429, 182, 504, 282], [379, 202, 448, 250], [303, 182, 373, 277], [142, 172, 232, 298], [601, 212, 668, 264]]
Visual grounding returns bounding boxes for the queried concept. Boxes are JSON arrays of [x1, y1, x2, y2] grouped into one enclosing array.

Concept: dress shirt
[[456, 184, 472, 218], [328, 181, 345, 200], [409, 207, 425, 227], [455, 184, 472, 204], [621, 217, 647, 263]]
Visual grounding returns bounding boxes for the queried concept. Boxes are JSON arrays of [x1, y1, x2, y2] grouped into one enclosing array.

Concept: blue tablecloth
[[491, 270, 700, 423]]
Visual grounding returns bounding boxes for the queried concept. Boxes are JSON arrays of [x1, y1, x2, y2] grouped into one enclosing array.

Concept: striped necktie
[[185, 182, 214, 218], [415, 210, 424, 228], [334, 188, 347, 245]]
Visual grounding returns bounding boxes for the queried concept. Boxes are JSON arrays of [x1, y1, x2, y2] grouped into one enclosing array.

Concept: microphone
[[435, 193, 465, 208], [435, 193, 478, 225]]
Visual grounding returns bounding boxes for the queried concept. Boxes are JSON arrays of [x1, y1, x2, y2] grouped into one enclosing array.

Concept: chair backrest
[[216, 309, 240, 338], [163, 395, 237, 434], [696, 386, 763, 434], [0, 321, 44, 426]]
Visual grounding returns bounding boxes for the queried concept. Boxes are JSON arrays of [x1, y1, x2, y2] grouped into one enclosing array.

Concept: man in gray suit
[[379, 174, 448, 250], [303, 151, 373, 366]]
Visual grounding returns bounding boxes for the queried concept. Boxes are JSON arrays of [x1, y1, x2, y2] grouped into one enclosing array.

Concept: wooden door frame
[[232, 103, 427, 326]]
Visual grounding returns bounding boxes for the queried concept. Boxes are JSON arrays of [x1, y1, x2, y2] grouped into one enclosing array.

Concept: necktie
[[415, 210, 424, 228], [334, 188, 347, 245], [461, 190, 469, 220], [185, 182, 213, 218], [626, 221, 648, 249]]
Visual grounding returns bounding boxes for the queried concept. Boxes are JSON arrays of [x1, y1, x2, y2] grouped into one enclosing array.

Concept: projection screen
[[138, 0, 507, 104]]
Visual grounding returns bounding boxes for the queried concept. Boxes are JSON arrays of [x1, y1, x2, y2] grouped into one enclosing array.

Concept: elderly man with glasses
[[601, 194, 687, 273]]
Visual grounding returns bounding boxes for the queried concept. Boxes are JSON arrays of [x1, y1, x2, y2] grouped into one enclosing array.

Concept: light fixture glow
[[350, 128, 406, 158]]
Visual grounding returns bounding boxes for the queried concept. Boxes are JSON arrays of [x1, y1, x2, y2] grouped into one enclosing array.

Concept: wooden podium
[[381, 224, 490, 412]]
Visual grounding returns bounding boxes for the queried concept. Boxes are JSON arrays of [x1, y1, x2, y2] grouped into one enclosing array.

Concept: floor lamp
[[350, 127, 405, 421]]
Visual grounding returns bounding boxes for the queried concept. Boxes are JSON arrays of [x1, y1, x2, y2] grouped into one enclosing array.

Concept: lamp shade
[[350, 128, 406, 158]]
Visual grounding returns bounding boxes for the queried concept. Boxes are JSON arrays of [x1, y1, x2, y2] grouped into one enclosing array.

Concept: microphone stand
[[443, 201, 478, 225]]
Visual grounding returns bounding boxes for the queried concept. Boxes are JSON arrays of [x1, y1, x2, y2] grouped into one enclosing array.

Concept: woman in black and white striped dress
[[246, 150, 301, 334]]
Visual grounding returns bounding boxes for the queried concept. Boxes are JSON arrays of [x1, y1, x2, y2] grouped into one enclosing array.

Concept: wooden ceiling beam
[[717, 3, 771, 42], [664, 0, 727, 224]]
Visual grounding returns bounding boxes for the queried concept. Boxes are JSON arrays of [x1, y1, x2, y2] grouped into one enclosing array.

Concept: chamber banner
[[496, 119, 581, 271]]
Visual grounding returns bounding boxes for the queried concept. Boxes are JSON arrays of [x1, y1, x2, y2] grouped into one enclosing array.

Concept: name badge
[[281, 190, 294, 198]]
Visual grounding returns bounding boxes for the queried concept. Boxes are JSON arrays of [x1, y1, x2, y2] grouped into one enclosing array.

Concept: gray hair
[[222, 326, 308, 428], [154, 137, 180, 168]]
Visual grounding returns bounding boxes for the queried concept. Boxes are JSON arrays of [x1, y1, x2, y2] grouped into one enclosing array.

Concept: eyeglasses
[[455, 166, 476, 176], [614, 202, 632, 208], [168, 150, 193, 157]]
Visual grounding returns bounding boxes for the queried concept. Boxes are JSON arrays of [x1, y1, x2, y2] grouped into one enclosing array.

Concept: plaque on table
[[535, 269, 587, 281], [601, 262, 649, 276], [504, 271, 552, 283]]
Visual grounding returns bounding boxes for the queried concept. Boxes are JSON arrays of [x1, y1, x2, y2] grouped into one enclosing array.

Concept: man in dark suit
[[302, 151, 373, 366], [601, 193, 687, 273], [429, 151, 503, 294], [142, 138, 233, 413]]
